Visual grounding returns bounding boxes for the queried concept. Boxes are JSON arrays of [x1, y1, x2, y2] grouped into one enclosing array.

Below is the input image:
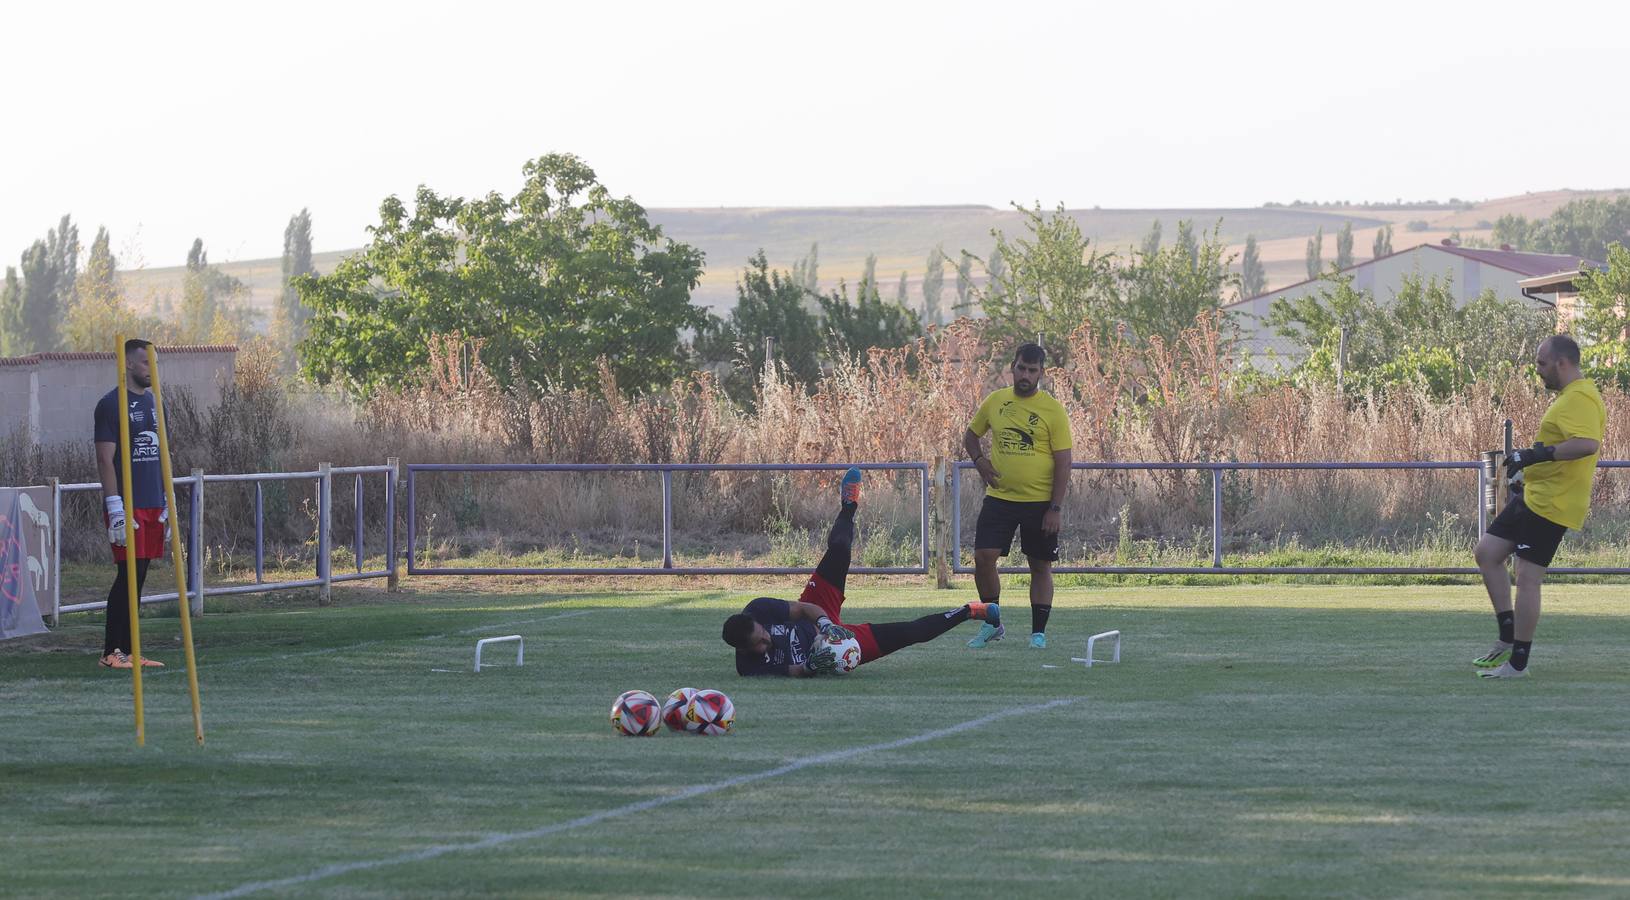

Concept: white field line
[[196, 696, 1083, 900], [147, 610, 596, 677]]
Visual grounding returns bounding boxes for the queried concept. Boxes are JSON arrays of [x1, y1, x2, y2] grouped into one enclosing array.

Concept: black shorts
[[1486, 496, 1568, 568], [974, 496, 1059, 562]]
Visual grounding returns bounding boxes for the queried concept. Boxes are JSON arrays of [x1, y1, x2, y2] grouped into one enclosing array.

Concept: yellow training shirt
[[1522, 378, 1606, 530], [969, 387, 1073, 503]]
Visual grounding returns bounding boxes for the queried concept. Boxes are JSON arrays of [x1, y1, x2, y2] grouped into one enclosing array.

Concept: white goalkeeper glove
[[105, 495, 133, 547], [159, 505, 171, 543], [816, 615, 855, 643], [803, 644, 837, 676]]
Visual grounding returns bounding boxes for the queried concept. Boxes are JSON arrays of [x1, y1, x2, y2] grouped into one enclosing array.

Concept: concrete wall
[[0, 346, 236, 447]]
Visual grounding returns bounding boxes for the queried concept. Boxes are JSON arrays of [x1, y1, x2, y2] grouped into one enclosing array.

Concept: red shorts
[[797, 573, 879, 664], [108, 508, 166, 562]]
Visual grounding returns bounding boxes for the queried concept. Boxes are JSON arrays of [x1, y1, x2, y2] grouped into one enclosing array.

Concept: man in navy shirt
[[721, 468, 998, 676], [92, 338, 170, 669]]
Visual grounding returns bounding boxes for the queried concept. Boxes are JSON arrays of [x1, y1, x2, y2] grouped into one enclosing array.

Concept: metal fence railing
[[49, 461, 397, 620], [23, 456, 1629, 621], [951, 460, 1630, 576], [406, 463, 931, 576]]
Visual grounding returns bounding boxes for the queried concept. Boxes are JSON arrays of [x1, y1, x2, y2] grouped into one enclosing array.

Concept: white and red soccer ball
[[818, 635, 863, 675], [610, 689, 662, 736], [684, 688, 735, 735], [615, 687, 733, 736], [662, 687, 700, 733]]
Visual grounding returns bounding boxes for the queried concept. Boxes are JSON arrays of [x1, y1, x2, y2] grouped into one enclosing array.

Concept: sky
[[3, 0, 1627, 268]]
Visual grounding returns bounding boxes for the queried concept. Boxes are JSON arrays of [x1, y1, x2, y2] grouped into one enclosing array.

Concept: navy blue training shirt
[[735, 597, 818, 677], [93, 388, 166, 509]]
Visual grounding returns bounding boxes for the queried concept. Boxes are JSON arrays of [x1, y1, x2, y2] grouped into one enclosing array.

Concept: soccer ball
[[662, 687, 700, 733], [818, 635, 863, 675], [686, 688, 735, 735], [610, 689, 662, 736]]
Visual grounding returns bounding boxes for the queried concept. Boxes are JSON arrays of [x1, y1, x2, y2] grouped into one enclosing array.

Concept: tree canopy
[[297, 154, 707, 396]]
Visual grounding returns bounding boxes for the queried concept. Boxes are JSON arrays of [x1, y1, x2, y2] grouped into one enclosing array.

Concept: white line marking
[[196, 696, 1082, 899], [149, 610, 595, 677]]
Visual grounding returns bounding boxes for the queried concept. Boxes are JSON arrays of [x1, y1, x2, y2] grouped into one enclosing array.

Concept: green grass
[[6, 582, 1630, 898]]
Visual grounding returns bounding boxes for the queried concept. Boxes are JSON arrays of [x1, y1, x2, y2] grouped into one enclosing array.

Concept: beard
[[1014, 379, 1036, 396]]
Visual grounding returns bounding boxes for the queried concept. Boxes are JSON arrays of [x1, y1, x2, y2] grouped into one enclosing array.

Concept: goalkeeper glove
[[105, 495, 133, 547], [816, 615, 855, 643], [159, 505, 171, 543], [1505, 442, 1555, 475], [803, 644, 837, 676]]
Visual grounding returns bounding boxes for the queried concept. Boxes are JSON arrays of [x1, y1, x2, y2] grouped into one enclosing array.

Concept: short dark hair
[[721, 614, 756, 649], [1544, 334, 1581, 365], [124, 338, 151, 355], [1014, 343, 1046, 366]]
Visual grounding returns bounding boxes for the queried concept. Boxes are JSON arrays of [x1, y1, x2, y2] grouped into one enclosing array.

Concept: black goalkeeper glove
[[815, 615, 855, 644], [803, 644, 837, 676], [1505, 442, 1556, 475]]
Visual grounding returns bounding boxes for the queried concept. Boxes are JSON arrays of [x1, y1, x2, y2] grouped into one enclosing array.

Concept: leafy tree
[[64, 226, 147, 351], [954, 250, 974, 316], [180, 239, 252, 342], [984, 244, 1005, 307], [978, 203, 1117, 362], [0, 268, 21, 356], [298, 153, 706, 396], [1240, 234, 1266, 299], [1336, 221, 1354, 270], [1305, 226, 1323, 280], [1493, 197, 1630, 260], [1372, 224, 1393, 259], [859, 253, 879, 302], [695, 250, 822, 403], [1267, 271, 1553, 397], [819, 279, 921, 359], [2, 215, 79, 353], [277, 209, 316, 362], [1118, 220, 1237, 347], [1174, 219, 1199, 270], [922, 245, 945, 326], [791, 242, 819, 295], [1572, 242, 1630, 389], [1140, 220, 1162, 260], [895, 271, 909, 305]]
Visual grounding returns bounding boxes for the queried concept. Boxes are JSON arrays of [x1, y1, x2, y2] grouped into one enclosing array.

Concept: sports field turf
[[5, 582, 1630, 898]]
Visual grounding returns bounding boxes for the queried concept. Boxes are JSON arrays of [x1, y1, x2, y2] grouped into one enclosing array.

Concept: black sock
[[104, 559, 151, 655], [1496, 611, 1515, 644], [1031, 604, 1051, 635], [813, 506, 857, 592], [870, 607, 972, 658], [1509, 640, 1532, 671]]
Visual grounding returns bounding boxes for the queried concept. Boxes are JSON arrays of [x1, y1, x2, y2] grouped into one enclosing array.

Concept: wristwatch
[[1049, 504, 1062, 512]]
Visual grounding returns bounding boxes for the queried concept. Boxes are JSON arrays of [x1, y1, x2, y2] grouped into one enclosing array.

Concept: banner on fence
[[1, 487, 51, 639]]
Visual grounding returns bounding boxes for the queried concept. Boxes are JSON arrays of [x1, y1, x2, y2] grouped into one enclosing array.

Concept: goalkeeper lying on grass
[[720, 467, 997, 676]]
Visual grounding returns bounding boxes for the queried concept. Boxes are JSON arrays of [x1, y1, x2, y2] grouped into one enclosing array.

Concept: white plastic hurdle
[[474, 635, 524, 672], [1071, 630, 1121, 668]]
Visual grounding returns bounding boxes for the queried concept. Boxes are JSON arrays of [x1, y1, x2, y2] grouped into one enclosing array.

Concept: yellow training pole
[[148, 345, 204, 745], [115, 335, 145, 746]]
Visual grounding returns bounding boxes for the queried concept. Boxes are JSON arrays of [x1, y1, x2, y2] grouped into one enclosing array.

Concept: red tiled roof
[[0, 345, 238, 367]]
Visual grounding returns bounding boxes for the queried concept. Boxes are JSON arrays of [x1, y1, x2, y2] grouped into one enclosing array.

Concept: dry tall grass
[[23, 319, 1628, 566]]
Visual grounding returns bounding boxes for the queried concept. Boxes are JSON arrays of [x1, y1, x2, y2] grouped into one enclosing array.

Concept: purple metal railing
[[951, 460, 1630, 576]]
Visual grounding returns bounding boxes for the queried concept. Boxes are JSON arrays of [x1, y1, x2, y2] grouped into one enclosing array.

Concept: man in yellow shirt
[[962, 343, 1073, 649], [1473, 334, 1606, 679]]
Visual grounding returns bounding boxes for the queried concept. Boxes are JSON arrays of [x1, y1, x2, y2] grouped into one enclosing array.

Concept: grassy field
[[5, 579, 1630, 898]]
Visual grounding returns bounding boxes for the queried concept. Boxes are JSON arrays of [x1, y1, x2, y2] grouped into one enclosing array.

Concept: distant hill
[[115, 189, 1628, 323]]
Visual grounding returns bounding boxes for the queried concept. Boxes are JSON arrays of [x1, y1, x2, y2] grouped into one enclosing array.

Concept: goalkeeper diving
[[721, 467, 997, 676]]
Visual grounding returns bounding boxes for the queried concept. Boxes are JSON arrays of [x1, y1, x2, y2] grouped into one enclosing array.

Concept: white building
[[1227, 242, 1601, 361]]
